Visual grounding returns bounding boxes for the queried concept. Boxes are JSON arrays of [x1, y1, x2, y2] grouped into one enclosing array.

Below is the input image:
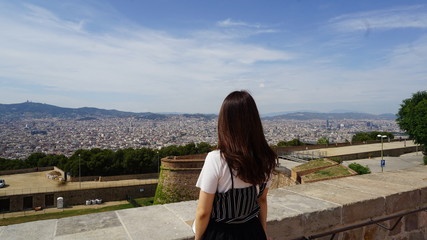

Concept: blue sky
[[0, 1, 426, 114]]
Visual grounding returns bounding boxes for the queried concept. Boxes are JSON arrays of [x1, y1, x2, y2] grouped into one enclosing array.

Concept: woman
[[194, 90, 277, 240]]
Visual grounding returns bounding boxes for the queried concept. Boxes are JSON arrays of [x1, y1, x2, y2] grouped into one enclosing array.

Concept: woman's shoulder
[[205, 150, 226, 167], [206, 149, 221, 157]]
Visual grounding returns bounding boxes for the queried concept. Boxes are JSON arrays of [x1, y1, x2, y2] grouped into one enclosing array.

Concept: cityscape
[[0, 114, 403, 159]]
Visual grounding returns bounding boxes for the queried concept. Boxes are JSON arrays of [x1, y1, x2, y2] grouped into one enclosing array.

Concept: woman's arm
[[258, 187, 269, 236], [195, 190, 215, 240]]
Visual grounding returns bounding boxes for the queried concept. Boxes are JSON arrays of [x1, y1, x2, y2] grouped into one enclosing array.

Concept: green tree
[[317, 137, 329, 145], [276, 138, 306, 147], [351, 131, 394, 143], [396, 91, 427, 155]]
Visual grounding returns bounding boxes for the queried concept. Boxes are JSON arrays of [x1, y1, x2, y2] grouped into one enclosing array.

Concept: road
[[342, 151, 425, 173]]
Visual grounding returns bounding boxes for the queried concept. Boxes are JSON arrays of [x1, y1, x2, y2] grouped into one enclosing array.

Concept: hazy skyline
[[1, 1, 426, 114]]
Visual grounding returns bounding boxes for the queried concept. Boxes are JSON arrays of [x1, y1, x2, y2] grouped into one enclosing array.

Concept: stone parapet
[[1, 165, 426, 240]]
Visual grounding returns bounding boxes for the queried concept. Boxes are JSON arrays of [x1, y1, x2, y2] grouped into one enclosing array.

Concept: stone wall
[[0, 166, 425, 240], [274, 139, 404, 155], [0, 166, 54, 176], [99, 173, 159, 182], [0, 183, 157, 211], [154, 155, 205, 204], [330, 146, 419, 160], [154, 154, 297, 204]]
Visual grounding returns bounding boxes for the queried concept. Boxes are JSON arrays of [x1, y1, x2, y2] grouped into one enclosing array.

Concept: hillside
[[266, 112, 396, 121], [0, 102, 395, 120]]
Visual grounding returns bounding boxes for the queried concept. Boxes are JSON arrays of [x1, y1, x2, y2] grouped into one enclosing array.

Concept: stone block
[[342, 228, 363, 240], [421, 187, 427, 208], [268, 188, 341, 234], [163, 200, 198, 224], [419, 211, 427, 229], [285, 181, 385, 224], [267, 216, 303, 240], [363, 224, 388, 240], [0, 219, 57, 240], [322, 177, 422, 214], [267, 201, 304, 238], [387, 218, 403, 236], [409, 231, 425, 240], [385, 190, 421, 214], [405, 213, 419, 232], [116, 204, 193, 240], [54, 226, 130, 240], [56, 211, 122, 237]]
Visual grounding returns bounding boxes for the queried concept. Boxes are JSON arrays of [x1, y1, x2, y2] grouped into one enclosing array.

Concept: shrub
[[348, 163, 371, 175], [423, 156, 427, 165], [330, 157, 343, 164]]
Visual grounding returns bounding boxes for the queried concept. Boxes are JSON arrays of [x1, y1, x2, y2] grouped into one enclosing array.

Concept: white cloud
[[329, 5, 427, 32], [0, 3, 292, 113], [217, 18, 261, 28], [0, 2, 426, 114]]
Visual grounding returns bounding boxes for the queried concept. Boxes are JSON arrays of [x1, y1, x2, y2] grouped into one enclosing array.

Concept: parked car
[[0, 179, 5, 188]]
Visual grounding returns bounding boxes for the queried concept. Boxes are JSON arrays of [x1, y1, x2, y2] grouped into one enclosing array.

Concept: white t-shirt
[[196, 150, 272, 194]]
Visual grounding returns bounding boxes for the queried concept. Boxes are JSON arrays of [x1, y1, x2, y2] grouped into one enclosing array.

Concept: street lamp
[[377, 135, 387, 172], [78, 154, 81, 189], [157, 146, 161, 174]]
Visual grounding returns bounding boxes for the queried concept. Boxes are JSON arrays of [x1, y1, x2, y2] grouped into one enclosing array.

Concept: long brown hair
[[218, 90, 277, 185]]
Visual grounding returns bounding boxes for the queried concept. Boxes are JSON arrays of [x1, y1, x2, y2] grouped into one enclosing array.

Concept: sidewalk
[[0, 200, 128, 219], [306, 140, 419, 157], [342, 151, 425, 173]]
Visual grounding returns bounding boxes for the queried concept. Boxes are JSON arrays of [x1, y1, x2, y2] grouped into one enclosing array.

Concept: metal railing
[[296, 206, 427, 240]]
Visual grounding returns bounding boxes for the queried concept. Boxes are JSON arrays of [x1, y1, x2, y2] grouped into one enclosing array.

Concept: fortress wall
[[274, 139, 404, 155], [154, 155, 297, 204], [331, 146, 419, 160], [149, 166, 427, 240], [99, 173, 159, 182], [0, 167, 54, 176], [0, 183, 157, 211], [1, 166, 426, 240]]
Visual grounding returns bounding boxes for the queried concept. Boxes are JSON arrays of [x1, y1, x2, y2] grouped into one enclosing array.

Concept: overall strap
[[228, 165, 235, 217], [228, 166, 234, 190]]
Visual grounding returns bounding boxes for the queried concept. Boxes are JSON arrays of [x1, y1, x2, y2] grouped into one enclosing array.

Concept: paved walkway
[[304, 140, 419, 157], [342, 151, 424, 173]]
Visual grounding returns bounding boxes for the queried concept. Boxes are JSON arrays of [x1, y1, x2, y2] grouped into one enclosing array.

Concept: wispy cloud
[[217, 18, 262, 28], [0, 2, 290, 112], [0, 2, 426, 114], [329, 5, 427, 32]]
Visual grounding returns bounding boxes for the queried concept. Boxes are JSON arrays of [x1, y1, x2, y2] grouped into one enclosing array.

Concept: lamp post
[[157, 146, 161, 174], [78, 154, 81, 189], [377, 135, 386, 172]]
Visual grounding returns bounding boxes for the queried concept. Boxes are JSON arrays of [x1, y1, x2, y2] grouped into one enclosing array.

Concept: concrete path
[[303, 140, 419, 157], [342, 151, 425, 173]]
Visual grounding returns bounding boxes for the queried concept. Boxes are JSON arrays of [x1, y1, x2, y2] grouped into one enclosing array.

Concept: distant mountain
[[261, 110, 321, 117], [0, 102, 396, 121], [0, 102, 158, 119], [265, 112, 396, 120]]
